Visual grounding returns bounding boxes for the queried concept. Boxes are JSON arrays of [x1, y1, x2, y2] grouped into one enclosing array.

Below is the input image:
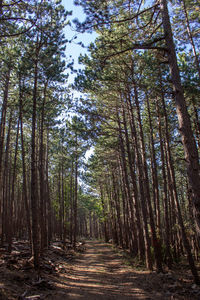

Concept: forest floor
[[0, 240, 200, 299]]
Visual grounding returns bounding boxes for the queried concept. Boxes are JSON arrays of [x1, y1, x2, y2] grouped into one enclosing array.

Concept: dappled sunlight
[[50, 241, 165, 299]]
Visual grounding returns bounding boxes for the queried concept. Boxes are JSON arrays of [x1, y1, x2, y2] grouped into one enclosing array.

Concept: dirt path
[[50, 240, 169, 300], [0, 240, 198, 299]]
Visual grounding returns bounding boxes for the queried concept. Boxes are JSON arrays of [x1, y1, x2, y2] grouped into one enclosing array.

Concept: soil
[[0, 240, 200, 299]]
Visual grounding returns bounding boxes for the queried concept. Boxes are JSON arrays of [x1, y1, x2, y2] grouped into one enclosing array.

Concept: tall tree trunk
[[121, 97, 145, 259], [31, 54, 40, 269], [112, 172, 124, 248], [39, 81, 48, 253], [159, 68, 199, 282], [69, 161, 74, 244], [118, 158, 129, 249], [160, 0, 200, 256], [58, 164, 62, 240], [0, 70, 10, 173], [126, 91, 153, 270], [0, 70, 11, 234], [73, 149, 78, 249], [100, 185, 109, 243], [19, 78, 32, 245], [146, 94, 161, 236], [46, 129, 52, 246], [156, 98, 172, 267], [61, 162, 65, 248], [133, 77, 163, 272], [116, 110, 138, 256], [1, 111, 12, 246], [8, 119, 19, 253]]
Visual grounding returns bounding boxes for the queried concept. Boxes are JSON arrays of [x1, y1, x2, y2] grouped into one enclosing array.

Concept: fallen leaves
[[0, 240, 200, 300], [0, 239, 81, 299]]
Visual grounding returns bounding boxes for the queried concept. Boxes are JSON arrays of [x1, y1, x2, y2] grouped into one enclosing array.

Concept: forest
[[0, 0, 200, 299]]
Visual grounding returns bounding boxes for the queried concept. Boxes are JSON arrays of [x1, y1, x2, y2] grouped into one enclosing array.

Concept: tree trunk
[[146, 94, 161, 236], [126, 91, 153, 270], [121, 97, 145, 259], [1, 111, 12, 246], [70, 161, 74, 244], [0, 70, 10, 173], [117, 110, 138, 256], [133, 77, 163, 272], [156, 98, 173, 267], [19, 78, 32, 245], [39, 81, 48, 253], [159, 66, 199, 282], [31, 55, 40, 269], [46, 129, 52, 246], [73, 149, 78, 249], [100, 185, 109, 243], [8, 119, 19, 253], [160, 0, 200, 255], [112, 172, 124, 248]]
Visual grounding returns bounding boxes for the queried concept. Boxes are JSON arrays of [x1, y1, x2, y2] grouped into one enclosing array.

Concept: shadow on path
[[49, 240, 168, 300]]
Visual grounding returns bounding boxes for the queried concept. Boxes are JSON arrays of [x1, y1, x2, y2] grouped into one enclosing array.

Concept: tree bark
[[8, 119, 19, 253], [39, 81, 48, 253], [159, 66, 199, 283], [19, 78, 32, 245], [160, 0, 200, 256], [146, 94, 161, 236], [1, 111, 12, 246], [73, 146, 78, 249], [0, 70, 10, 173], [125, 91, 153, 270], [31, 51, 40, 269], [156, 97, 173, 267], [132, 76, 163, 272]]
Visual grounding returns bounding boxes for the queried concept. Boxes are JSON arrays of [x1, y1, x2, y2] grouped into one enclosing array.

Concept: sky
[[61, 0, 96, 160], [61, 0, 97, 84]]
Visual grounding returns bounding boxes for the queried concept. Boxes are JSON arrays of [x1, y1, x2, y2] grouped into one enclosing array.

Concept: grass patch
[[110, 244, 146, 271]]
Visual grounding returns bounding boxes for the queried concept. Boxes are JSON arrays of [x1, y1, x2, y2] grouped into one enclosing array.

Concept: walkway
[[50, 240, 166, 299]]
